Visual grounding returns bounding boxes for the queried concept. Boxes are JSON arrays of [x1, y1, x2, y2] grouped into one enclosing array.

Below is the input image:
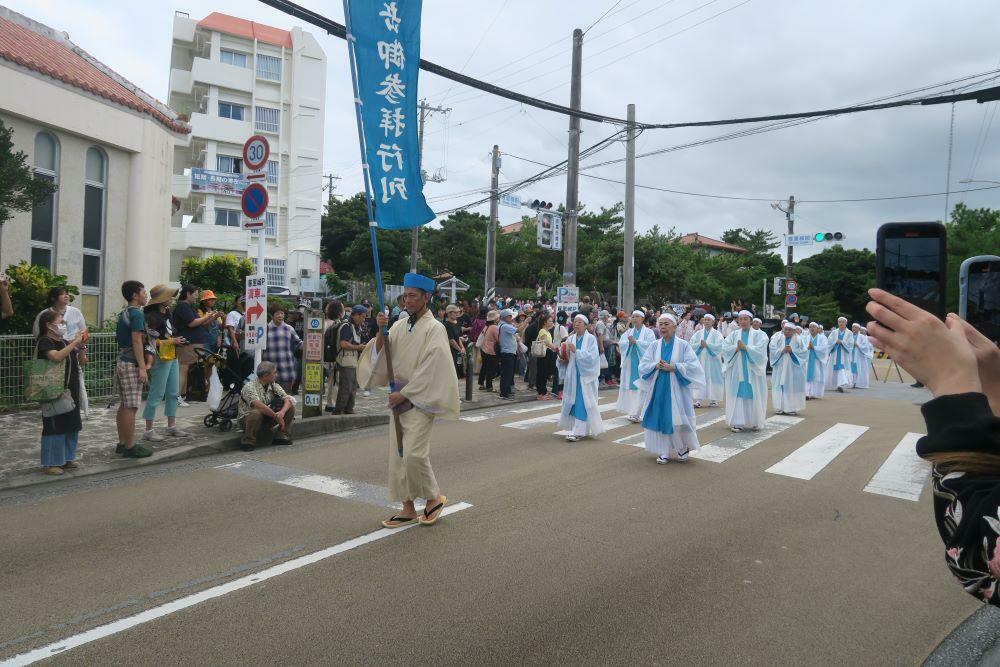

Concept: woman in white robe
[[690, 313, 724, 407], [616, 311, 656, 421], [851, 323, 874, 388], [558, 314, 605, 442], [769, 322, 807, 415], [721, 310, 769, 432], [826, 317, 855, 392], [804, 322, 829, 399], [636, 314, 705, 464]]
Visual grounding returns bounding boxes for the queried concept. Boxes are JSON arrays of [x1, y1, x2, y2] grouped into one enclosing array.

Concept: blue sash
[[571, 336, 588, 421], [833, 330, 846, 371], [737, 330, 754, 399], [627, 327, 642, 390], [641, 338, 690, 434], [698, 332, 717, 361], [851, 333, 859, 374], [807, 335, 820, 382]]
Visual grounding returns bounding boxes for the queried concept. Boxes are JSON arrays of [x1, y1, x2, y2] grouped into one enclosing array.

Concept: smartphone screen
[[967, 260, 1000, 343], [877, 224, 946, 319]]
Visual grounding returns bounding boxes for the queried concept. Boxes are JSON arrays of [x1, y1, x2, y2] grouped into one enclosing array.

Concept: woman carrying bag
[[35, 309, 85, 475]]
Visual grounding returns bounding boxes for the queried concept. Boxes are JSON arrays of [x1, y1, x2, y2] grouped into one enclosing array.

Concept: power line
[[436, 0, 512, 104], [585, 0, 628, 35]]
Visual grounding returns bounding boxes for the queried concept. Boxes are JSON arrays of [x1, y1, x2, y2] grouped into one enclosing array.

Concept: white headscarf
[[631, 310, 645, 319], [658, 313, 678, 325], [703, 313, 716, 322], [738, 309, 753, 319], [573, 314, 589, 325]]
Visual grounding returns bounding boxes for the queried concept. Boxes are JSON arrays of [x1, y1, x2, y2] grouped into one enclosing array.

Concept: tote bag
[[24, 343, 67, 403]]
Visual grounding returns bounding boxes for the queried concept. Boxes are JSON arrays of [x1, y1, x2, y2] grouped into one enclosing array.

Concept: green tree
[[420, 210, 488, 290], [178, 254, 255, 294], [0, 119, 56, 227], [946, 203, 1000, 312], [321, 193, 370, 276], [792, 246, 876, 321], [722, 228, 781, 254], [794, 290, 842, 325], [4, 261, 77, 334]]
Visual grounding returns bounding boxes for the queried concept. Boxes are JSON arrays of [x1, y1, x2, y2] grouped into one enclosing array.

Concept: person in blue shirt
[[114, 280, 153, 459], [497, 309, 519, 399]]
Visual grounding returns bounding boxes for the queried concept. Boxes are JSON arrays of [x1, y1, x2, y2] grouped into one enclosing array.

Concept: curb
[[924, 605, 1000, 666], [0, 387, 560, 494]]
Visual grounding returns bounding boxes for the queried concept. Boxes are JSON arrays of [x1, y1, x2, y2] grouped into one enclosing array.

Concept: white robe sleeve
[[573, 332, 602, 382], [673, 338, 706, 396]]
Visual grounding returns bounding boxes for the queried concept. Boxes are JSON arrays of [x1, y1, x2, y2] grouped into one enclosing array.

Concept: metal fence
[[0, 333, 118, 409]]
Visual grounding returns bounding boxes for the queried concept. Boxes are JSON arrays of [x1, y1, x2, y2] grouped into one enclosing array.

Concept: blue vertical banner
[[347, 0, 435, 230]]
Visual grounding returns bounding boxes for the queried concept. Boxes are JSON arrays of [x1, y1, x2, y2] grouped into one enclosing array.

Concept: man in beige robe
[[358, 273, 459, 528]]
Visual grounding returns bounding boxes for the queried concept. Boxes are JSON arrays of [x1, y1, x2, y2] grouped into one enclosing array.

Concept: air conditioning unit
[[300, 268, 311, 278]]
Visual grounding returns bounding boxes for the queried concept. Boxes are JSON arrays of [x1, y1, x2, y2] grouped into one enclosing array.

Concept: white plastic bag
[[207, 366, 223, 411]]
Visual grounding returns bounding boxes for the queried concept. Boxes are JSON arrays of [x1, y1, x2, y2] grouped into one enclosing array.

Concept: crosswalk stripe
[[690, 415, 803, 463], [863, 432, 931, 501], [556, 414, 635, 437], [614, 412, 726, 446], [215, 461, 405, 508], [765, 423, 869, 480], [502, 402, 617, 430], [461, 401, 559, 422]]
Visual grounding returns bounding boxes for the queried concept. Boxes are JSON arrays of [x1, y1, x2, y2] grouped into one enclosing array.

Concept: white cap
[[573, 314, 589, 324], [703, 313, 716, 321], [752, 317, 762, 324], [658, 313, 678, 325], [838, 316, 848, 323], [738, 310, 753, 319], [631, 310, 645, 318]]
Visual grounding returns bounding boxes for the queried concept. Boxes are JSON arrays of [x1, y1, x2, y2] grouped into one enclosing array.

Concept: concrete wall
[[0, 64, 182, 324]]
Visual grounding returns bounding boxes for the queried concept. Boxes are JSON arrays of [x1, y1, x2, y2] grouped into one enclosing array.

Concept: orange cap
[[199, 290, 217, 302]]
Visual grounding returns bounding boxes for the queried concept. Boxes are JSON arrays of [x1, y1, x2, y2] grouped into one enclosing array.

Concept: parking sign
[[243, 274, 268, 351]]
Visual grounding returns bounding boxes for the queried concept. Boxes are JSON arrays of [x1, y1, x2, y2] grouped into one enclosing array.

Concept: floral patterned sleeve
[[918, 393, 1000, 606]]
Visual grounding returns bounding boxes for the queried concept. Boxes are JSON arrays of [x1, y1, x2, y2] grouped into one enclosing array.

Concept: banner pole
[[343, 0, 404, 457]]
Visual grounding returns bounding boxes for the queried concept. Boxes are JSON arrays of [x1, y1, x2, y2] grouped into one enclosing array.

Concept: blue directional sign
[[241, 182, 268, 220]]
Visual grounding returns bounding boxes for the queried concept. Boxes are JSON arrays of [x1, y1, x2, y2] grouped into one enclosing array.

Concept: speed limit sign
[[243, 135, 270, 171]]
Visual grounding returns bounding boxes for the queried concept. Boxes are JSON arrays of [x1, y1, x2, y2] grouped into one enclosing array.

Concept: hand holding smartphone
[[875, 222, 947, 321], [960, 255, 1000, 344]]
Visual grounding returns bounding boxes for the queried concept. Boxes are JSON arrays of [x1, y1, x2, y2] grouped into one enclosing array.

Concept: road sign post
[[244, 274, 268, 368], [301, 311, 324, 418], [243, 136, 270, 331], [556, 285, 579, 312], [241, 183, 268, 230]]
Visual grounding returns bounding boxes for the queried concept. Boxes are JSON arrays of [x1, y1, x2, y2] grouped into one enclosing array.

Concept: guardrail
[[0, 333, 118, 409]]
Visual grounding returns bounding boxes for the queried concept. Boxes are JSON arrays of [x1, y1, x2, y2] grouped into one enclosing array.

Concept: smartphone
[[960, 255, 1000, 343], [876, 222, 947, 320]]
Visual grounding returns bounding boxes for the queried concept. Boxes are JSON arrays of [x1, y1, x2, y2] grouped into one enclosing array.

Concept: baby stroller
[[197, 347, 255, 432]]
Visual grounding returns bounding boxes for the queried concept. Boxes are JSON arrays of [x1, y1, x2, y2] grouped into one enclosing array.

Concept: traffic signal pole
[[562, 28, 584, 287]]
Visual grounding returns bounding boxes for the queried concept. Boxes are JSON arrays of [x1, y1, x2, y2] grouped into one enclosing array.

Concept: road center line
[[0, 503, 473, 667], [863, 432, 930, 501]]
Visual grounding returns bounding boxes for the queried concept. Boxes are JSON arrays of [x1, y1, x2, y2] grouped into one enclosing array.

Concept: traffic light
[[813, 232, 845, 242], [530, 200, 554, 210]]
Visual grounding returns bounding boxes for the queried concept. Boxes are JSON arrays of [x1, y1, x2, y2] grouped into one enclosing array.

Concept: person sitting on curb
[[238, 361, 295, 452]]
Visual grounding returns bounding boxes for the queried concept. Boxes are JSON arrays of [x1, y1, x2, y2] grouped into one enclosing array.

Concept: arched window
[[31, 132, 59, 271], [81, 147, 107, 323]]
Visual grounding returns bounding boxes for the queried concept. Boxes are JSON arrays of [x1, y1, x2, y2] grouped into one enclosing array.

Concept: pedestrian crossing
[[467, 401, 932, 502]]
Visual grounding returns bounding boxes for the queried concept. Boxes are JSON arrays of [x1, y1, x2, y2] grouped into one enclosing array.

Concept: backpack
[[324, 320, 347, 363]]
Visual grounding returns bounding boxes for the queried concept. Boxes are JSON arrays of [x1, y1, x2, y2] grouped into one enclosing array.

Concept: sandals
[[382, 514, 418, 529], [419, 496, 447, 526]]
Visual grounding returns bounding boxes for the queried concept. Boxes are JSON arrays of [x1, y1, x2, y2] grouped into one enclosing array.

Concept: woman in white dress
[[804, 322, 829, 399], [721, 310, 769, 432], [769, 321, 808, 415], [558, 314, 605, 442], [689, 313, 724, 408], [851, 323, 874, 388], [616, 310, 656, 422], [826, 317, 855, 392], [636, 314, 705, 464]]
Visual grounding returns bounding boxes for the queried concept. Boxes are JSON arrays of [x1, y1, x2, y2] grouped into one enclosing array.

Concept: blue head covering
[[402, 273, 436, 293]]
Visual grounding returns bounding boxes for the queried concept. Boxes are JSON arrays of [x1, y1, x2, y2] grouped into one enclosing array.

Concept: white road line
[[503, 403, 617, 430], [765, 423, 869, 480], [215, 461, 399, 508], [556, 415, 635, 437], [613, 413, 726, 446], [460, 401, 555, 422], [0, 503, 473, 667], [690, 415, 803, 463], [863, 433, 931, 501]]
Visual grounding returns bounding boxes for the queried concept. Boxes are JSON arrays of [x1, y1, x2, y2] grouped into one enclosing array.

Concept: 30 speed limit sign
[[243, 135, 270, 172]]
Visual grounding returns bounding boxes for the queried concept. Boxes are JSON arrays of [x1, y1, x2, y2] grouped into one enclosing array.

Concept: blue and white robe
[[826, 328, 855, 389], [690, 327, 724, 402], [558, 331, 605, 437], [805, 334, 829, 398], [635, 336, 705, 458], [616, 324, 656, 416], [851, 332, 874, 389], [722, 327, 769, 429], [769, 333, 808, 414]]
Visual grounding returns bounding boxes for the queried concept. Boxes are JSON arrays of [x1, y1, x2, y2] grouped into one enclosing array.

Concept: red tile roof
[[678, 233, 748, 254], [198, 12, 293, 49], [500, 221, 524, 235], [0, 12, 189, 134]]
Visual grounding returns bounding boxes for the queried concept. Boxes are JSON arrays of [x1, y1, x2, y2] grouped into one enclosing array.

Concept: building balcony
[[171, 222, 251, 253], [173, 14, 196, 43], [172, 173, 192, 199], [169, 68, 193, 96], [190, 57, 252, 92], [189, 112, 252, 144]]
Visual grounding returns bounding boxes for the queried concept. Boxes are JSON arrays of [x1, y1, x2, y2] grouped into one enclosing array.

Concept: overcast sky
[[12, 0, 1000, 260]]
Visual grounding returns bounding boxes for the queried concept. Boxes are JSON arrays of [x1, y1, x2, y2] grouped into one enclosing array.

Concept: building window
[[217, 155, 242, 174], [256, 54, 282, 82], [82, 147, 106, 314], [214, 208, 241, 227], [254, 106, 280, 134], [218, 102, 246, 121], [251, 211, 278, 239], [266, 160, 278, 185], [220, 49, 248, 68], [31, 132, 58, 271]]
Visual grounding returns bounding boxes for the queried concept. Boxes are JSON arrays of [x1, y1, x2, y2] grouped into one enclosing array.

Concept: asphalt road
[[0, 384, 981, 665]]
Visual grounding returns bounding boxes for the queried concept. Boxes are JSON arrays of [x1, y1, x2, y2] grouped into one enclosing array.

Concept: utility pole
[[412, 99, 450, 273], [623, 103, 636, 313], [322, 173, 341, 213], [485, 145, 500, 297], [562, 28, 584, 287], [785, 195, 795, 280]]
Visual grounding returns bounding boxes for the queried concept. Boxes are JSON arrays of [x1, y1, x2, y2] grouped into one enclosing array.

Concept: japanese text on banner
[[348, 0, 435, 229]]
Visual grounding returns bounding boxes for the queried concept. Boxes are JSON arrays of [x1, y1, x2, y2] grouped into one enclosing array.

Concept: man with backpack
[[322, 301, 345, 413], [328, 305, 367, 414]]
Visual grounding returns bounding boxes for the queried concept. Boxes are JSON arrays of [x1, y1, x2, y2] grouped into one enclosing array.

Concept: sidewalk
[[0, 378, 553, 492]]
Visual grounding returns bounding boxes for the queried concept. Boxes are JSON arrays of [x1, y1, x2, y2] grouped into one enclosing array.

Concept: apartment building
[[168, 12, 326, 293]]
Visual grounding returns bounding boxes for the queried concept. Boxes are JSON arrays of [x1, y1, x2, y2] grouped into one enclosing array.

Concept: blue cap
[[351, 305, 368, 315], [403, 273, 436, 293]]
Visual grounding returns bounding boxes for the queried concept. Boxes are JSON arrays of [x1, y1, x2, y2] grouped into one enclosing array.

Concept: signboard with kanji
[[301, 312, 324, 417], [243, 274, 267, 351]]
